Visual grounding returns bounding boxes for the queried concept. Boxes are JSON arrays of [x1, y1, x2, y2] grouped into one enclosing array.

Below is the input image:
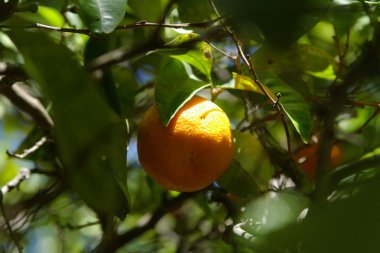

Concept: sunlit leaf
[[37, 6, 65, 27], [149, 33, 213, 81], [221, 72, 277, 100], [78, 0, 127, 33], [155, 59, 209, 126], [240, 191, 309, 236], [308, 65, 336, 80]]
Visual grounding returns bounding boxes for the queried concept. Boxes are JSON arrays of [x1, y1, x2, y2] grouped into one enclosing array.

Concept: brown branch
[[96, 192, 195, 253], [87, 41, 159, 71], [0, 63, 27, 79], [0, 199, 22, 253], [0, 18, 220, 38], [116, 18, 220, 30], [0, 78, 53, 135]]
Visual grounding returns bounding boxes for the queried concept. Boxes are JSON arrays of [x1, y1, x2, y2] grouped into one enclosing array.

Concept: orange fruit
[[137, 96, 234, 192], [293, 144, 342, 179]]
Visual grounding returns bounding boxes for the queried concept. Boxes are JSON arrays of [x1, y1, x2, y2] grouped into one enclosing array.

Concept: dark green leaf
[[233, 131, 274, 190], [263, 74, 312, 143], [328, 1, 363, 37], [217, 160, 259, 197], [177, 0, 214, 23], [78, 0, 127, 33], [155, 59, 209, 126], [266, 177, 380, 253], [8, 31, 130, 218], [217, 0, 332, 47], [253, 44, 334, 74], [0, 0, 19, 23]]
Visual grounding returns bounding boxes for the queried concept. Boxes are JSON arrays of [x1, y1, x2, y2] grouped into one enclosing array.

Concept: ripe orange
[[293, 144, 342, 179], [137, 96, 234, 192]]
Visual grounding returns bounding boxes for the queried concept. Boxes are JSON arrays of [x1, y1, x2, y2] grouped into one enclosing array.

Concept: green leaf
[[221, 72, 277, 100], [217, 0, 332, 47], [150, 34, 213, 81], [78, 0, 127, 33], [240, 191, 309, 236], [37, 6, 65, 27], [8, 31, 130, 218], [177, 0, 214, 23], [155, 59, 210, 126], [217, 160, 259, 197], [266, 178, 380, 253], [263, 74, 312, 143], [128, 0, 164, 21], [253, 44, 334, 74], [328, 1, 363, 37], [233, 131, 274, 190]]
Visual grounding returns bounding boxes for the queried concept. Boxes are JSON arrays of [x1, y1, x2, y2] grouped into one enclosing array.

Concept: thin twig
[[208, 0, 292, 154], [0, 200, 22, 253], [205, 40, 237, 60], [65, 221, 100, 230], [116, 18, 220, 30], [0, 79, 53, 135], [7, 137, 48, 159], [0, 18, 220, 37], [1, 168, 30, 195]]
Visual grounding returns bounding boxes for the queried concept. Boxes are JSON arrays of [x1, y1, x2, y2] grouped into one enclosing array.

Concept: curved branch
[[0, 78, 53, 135], [96, 192, 195, 253]]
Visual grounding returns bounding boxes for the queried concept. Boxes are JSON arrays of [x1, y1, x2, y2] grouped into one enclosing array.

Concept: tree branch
[[96, 192, 195, 253], [0, 18, 220, 38], [0, 78, 53, 135]]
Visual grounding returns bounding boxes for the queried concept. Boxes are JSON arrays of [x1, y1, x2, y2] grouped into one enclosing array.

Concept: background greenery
[[0, 0, 380, 252]]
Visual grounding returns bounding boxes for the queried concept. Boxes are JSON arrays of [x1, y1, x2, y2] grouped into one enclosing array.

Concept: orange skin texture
[[293, 144, 342, 179], [137, 96, 234, 192]]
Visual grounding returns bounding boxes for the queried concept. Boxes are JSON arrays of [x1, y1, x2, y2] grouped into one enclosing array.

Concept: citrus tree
[[0, 0, 380, 252]]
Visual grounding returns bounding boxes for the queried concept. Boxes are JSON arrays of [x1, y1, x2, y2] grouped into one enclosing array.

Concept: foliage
[[0, 0, 379, 252]]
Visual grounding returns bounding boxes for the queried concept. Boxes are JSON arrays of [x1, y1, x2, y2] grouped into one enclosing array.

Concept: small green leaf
[[221, 72, 277, 100], [263, 74, 312, 143], [177, 0, 214, 23], [155, 59, 209, 126], [149, 34, 213, 81], [37, 6, 65, 27], [8, 31, 130, 218], [78, 0, 127, 33], [307, 64, 336, 81], [128, 0, 164, 21]]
